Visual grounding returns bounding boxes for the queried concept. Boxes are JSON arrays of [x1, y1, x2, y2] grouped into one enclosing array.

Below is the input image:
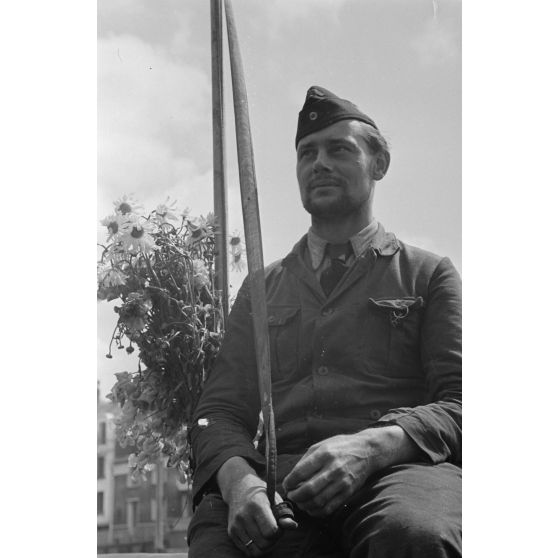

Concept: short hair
[[357, 121, 390, 159]]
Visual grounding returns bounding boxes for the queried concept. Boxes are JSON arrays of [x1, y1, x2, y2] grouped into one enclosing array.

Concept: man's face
[[296, 120, 384, 219]]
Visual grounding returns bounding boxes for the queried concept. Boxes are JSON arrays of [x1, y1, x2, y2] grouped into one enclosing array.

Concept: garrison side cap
[[295, 85, 379, 148]]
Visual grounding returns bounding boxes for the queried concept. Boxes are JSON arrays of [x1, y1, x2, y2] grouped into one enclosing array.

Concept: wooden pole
[[223, 0, 277, 505], [211, 0, 229, 322]]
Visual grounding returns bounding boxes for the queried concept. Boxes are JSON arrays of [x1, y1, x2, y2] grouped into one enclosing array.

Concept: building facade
[[97, 392, 192, 554]]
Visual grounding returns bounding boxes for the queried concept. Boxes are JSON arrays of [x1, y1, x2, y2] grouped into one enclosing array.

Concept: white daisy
[[120, 214, 158, 254], [153, 197, 179, 225], [229, 231, 245, 273], [113, 194, 143, 216], [187, 216, 210, 245], [100, 213, 126, 241]]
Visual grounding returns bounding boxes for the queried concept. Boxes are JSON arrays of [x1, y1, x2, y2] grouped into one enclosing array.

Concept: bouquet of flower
[[98, 195, 244, 480]]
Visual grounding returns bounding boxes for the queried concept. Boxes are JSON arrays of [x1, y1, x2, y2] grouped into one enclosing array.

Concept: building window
[[127, 499, 139, 531], [113, 475, 127, 524], [97, 456, 105, 479], [98, 421, 106, 444], [97, 491, 104, 515]]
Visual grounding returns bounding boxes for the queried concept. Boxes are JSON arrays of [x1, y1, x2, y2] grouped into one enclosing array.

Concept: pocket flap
[[268, 307, 300, 326], [368, 297, 424, 312]]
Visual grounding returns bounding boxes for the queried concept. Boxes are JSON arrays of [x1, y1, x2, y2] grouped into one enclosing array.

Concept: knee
[[382, 505, 456, 547], [347, 504, 461, 557]]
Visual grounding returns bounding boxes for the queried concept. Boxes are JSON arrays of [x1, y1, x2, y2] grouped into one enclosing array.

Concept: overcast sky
[[97, 0, 461, 397]]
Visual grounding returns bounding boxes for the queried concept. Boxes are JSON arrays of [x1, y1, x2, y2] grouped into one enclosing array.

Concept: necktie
[[320, 242, 353, 296]]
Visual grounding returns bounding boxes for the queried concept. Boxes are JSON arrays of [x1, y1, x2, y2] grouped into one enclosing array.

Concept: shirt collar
[[306, 219, 380, 270]]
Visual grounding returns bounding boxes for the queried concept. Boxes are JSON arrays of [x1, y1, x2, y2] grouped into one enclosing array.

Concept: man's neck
[[310, 208, 374, 244]]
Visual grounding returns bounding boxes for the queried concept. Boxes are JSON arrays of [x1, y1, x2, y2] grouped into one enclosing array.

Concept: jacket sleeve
[[376, 257, 462, 464], [189, 280, 266, 506]]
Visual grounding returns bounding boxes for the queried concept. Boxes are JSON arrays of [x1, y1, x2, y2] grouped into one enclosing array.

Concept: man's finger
[[277, 515, 298, 531], [253, 502, 280, 542], [286, 470, 331, 502], [230, 502, 274, 555], [231, 526, 262, 557], [282, 449, 325, 491]]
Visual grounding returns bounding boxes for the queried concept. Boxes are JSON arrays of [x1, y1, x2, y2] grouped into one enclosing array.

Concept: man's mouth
[[310, 180, 339, 190]]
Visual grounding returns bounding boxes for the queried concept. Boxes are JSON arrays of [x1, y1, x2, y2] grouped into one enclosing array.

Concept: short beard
[[302, 196, 356, 219], [302, 190, 368, 219]]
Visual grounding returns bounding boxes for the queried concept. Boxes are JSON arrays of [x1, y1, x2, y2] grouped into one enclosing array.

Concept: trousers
[[187, 462, 462, 558]]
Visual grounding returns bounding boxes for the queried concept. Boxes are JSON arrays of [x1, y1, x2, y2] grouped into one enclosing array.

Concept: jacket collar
[[366, 222, 399, 256], [282, 221, 399, 268], [307, 219, 381, 269]]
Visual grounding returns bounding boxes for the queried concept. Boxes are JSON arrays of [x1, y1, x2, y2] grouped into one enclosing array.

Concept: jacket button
[[321, 307, 333, 317], [317, 366, 329, 376], [370, 409, 381, 420]]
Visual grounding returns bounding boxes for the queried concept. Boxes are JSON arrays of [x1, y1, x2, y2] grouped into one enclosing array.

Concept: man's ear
[[372, 151, 390, 181]]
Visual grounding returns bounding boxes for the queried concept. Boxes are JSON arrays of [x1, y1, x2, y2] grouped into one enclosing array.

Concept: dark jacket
[[190, 224, 462, 505]]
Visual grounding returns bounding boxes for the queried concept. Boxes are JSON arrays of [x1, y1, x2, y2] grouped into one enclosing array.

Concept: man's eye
[[299, 150, 313, 159], [333, 145, 350, 153]]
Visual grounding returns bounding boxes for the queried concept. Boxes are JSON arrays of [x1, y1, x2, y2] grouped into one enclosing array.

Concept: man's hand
[[217, 456, 297, 556], [282, 425, 420, 517]]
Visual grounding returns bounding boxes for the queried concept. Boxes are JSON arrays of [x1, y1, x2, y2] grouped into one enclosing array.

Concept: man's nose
[[312, 149, 332, 173]]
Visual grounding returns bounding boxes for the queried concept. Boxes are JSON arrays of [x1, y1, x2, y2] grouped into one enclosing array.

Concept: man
[[188, 86, 462, 558]]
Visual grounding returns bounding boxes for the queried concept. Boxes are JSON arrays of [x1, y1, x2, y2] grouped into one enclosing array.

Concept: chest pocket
[[268, 307, 300, 379], [367, 297, 424, 376]]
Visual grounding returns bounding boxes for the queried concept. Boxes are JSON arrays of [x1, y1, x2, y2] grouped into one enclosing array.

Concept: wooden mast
[[217, 0, 296, 528], [210, 0, 229, 322], [222, 0, 278, 505]]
